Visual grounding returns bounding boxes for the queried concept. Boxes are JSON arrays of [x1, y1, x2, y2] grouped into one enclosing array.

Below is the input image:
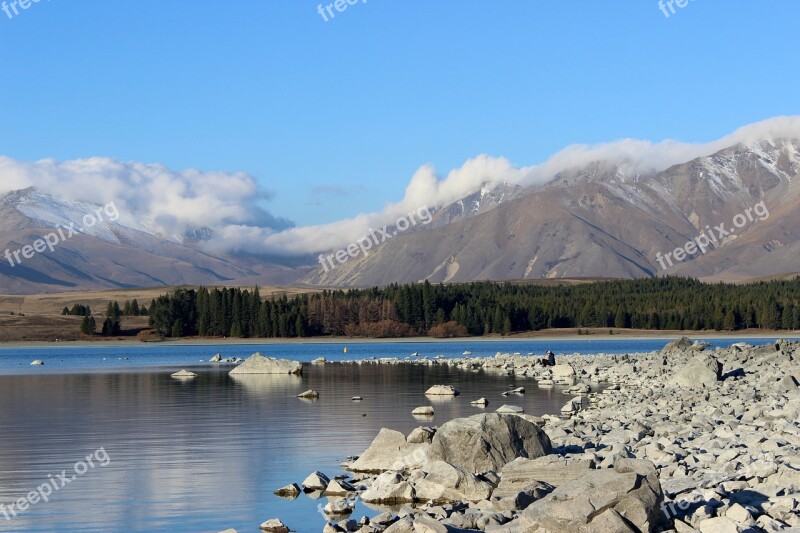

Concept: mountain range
[[1, 137, 798, 294]]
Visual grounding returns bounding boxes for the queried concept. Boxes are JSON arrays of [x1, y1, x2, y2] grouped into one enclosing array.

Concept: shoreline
[[1, 329, 796, 350]]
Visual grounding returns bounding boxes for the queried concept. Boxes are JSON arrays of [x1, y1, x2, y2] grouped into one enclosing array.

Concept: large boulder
[[670, 353, 722, 388], [413, 460, 494, 503], [428, 414, 552, 473], [425, 385, 460, 396], [551, 364, 576, 379], [347, 428, 430, 472], [229, 353, 302, 375], [513, 458, 666, 532]]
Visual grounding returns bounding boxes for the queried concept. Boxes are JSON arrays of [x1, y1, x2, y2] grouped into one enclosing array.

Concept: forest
[[88, 277, 800, 338]]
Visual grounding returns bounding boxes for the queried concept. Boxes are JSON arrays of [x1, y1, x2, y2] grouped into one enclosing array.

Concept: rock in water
[[259, 518, 289, 532], [229, 353, 302, 375], [323, 478, 356, 495], [470, 397, 489, 406], [425, 385, 459, 396], [297, 390, 319, 399], [170, 369, 197, 378], [412, 406, 434, 416], [496, 404, 525, 413], [209, 353, 222, 363], [428, 413, 552, 472], [30, 360, 44, 366], [272, 483, 301, 498], [670, 353, 722, 388], [301, 471, 330, 492]]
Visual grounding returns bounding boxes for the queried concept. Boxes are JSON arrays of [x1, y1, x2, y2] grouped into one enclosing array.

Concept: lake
[[0, 337, 790, 532]]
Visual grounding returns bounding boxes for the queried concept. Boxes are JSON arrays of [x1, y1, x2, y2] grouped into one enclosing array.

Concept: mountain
[[0, 188, 308, 294], [301, 138, 800, 286]]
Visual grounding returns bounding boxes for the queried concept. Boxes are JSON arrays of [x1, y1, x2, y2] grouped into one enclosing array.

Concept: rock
[[697, 516, 742, 532], [495, 456, 592, 496], [218, 530, 238, 533], [670, 353, 722, 388], [352, 396, 364, 401], [348, 428, 430, 472], [428, 413, 552, 473], [30, 360, 44, 366], [508, 387, 525, 394], [412, 406, 435, 416], [407, 426, 436, 444], [413, 460, 493, 503], [324, 498, 355, 515], [312, 357, 327, 364], [425, 385, 459, 396], [495, 405, 524, 414], [229, 353, 302, 375], [272, 483, 301, 498], [170, 369, 197, 378], [551, 364, 576, 379], [470, 398, 489, 406], [209, 353, 222, 362], [360, 471, 415, 504], [259, 518, 289, 532], [578, 508, 637, 532], [297, 389, 320, 399], [520, 459, 666, 532], [302, 471, 330, 492], [664, 336, 695, 352], [324, 479, 356, 495]]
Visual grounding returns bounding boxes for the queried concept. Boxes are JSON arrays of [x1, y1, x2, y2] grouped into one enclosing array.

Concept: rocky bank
[[225, 338, 800, 532]]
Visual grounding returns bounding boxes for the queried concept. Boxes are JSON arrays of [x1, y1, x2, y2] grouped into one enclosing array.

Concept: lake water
[[0, 337, 790, 532]]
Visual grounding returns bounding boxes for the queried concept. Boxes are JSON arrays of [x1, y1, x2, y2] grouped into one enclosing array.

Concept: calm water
[[0, 338, 790, 532]]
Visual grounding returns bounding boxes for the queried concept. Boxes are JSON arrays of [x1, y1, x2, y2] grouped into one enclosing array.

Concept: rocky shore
[[223, 338, 800, 532]]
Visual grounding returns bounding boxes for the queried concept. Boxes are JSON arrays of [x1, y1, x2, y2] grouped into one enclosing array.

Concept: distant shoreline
[[0, 329, 795, 349]]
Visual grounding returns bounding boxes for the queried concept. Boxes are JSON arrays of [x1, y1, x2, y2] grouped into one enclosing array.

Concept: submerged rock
[[170, 369, 197, 378]]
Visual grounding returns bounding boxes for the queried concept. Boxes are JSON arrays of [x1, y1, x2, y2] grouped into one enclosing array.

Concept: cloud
[[0, 156, 294, 242], [2, 116, 798, 258]]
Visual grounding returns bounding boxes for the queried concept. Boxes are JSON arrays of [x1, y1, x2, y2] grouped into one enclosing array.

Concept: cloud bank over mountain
[[2, 116, 799, 257]]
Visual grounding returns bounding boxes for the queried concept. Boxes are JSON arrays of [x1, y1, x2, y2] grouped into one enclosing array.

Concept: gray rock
[[302, 471, 330, 491], [297, 389, 320, 399], [272, 483, 301, 498], [30, 360, 44, 366], [348, 428, 430, 472], [229, 353, 302, 375], [170, 369, 197, 378], [428, 414, 552, 473], [670, 353, 722, 388], [259, 518, 289, 532], [324, 479, 356, 495], [425, 385, 460, 396], [361, 471, 415, 504], [412, 406, 435, 416], [520, 459, 665, 532], [413, 461, 493, 503]]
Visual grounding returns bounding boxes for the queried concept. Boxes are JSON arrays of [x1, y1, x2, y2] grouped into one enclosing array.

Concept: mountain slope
[[302, 139, 800, 286], [0, 188, 305, 294]]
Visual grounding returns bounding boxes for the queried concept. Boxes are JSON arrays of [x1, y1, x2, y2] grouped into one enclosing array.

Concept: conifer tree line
[[98, 277, 800, 339]]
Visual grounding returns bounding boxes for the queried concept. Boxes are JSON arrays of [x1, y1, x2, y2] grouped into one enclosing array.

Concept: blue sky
[[1, 0, 799, 226]]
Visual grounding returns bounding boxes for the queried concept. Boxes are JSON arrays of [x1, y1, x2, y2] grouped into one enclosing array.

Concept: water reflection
[[0, 363, 588, 533]]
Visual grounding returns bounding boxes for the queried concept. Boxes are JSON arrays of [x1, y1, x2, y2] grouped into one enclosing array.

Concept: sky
[[1, 1, 799, 254]]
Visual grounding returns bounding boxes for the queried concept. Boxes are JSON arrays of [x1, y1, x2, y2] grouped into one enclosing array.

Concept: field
[[0, 286, 318, 343]]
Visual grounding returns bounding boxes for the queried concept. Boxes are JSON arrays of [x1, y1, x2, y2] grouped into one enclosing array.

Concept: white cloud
[[2, 116, 799, 257]]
